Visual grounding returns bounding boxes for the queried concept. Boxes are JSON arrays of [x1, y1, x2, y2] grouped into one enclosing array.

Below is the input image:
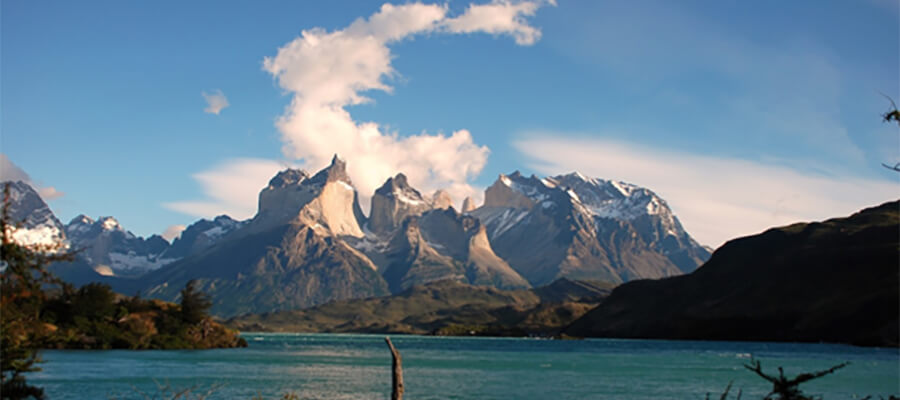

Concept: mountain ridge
[[3, 158, 710, 317], [565, 200, 900, 347]]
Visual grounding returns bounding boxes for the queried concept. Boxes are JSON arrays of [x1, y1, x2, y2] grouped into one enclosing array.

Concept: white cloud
[[0, 154, 64, 200], [202, 89, 229, 115], [444, 0, 555, 45], [515, 135, 899, 248], [169, 1, 551, 218], [259, 0, 550, 210], [162, 224, 186, 241], [164, 158, 286, 219]]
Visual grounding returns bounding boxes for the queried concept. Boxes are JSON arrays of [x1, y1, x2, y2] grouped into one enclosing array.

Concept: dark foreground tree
[[179, 280, 212, 325], [744, 359, 849, 400], [709, 359, 899, 400], [0, 184, 72, 399], [881, 94, 900, 172]]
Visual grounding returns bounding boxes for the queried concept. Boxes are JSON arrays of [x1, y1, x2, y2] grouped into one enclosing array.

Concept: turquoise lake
[[31, 333, 899, 399]]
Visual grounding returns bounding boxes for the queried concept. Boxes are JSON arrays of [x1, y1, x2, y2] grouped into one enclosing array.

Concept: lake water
[[32, 333, 898, 399]]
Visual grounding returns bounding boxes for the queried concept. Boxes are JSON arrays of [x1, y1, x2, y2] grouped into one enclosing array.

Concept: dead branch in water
[[385, 337, 404, 400]]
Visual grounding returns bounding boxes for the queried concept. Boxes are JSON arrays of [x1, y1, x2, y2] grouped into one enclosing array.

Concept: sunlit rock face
[[471, 171, 710, 286], [253, 155, 365, 238], [368, 173, 434, 235]]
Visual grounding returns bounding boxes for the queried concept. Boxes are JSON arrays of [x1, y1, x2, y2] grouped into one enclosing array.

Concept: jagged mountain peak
[[550, 173, 670, 220], [432, 190, 453, 210], [461, 196, 476, 213], [267, 168, 310, 189], [2, 180, 66, 248], [472, 170, 710, 285], [375, 173, 421, 199], [69, 214, 95, 226], [485, 171, 557, 210], [97, 216, 124, 232], [309, 154, 352, 186], [368, 173, 432, 234], [254, 158, 364, 237]]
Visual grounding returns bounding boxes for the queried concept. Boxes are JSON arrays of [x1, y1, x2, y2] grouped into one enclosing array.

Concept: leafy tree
[[179, 280, 211, 325], [71, 283, 117, 321], [1, 184, 71, 399]]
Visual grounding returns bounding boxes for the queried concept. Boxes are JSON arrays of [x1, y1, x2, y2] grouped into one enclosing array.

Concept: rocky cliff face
[[461, 197, 477, 213], [252, 156, 365, 237], [471, 171, 709, 286], [143, 224, 388, 317], [432, 190, 453, 210], [376, 208, 531, 292], [139, 156, 389, 316], [368, 173, 433, 234]]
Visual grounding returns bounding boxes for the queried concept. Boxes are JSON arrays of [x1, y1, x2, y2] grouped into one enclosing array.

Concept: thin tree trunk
[[385, 337, 404, 400]]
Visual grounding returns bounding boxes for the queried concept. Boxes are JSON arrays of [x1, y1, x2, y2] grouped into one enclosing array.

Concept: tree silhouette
[[179, 280, 212, 325], [1, 183, 72, 399], [881, 94, 900, 172], [743, 359, 849, 400]]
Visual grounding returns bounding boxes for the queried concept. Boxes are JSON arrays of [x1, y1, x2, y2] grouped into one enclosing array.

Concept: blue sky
[[2, 0, 897, 247]]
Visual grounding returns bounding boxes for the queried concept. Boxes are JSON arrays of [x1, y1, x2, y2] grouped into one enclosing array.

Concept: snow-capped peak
[[99, 216, 122, 231], [2, 180, 67, 249], [69, 214, 95, 226]]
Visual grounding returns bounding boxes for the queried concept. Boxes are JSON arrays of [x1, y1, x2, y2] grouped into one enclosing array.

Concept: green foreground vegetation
[[40, 281, 246, 351], [0, 188, 245, 400]]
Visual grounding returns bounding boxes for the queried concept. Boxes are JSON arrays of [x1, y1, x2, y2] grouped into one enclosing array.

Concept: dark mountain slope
[[142, 224, 389, 317], [566, 201, 900, 347]]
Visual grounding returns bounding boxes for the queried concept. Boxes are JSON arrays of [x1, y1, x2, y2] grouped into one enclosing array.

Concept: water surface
[[32, 333, 899, 399]]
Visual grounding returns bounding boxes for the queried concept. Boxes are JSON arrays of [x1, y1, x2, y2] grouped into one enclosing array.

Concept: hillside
[[566, 200, 900, 347], [226, 279, 613, 336]]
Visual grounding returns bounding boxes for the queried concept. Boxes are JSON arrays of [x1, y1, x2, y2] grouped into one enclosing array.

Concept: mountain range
[[3, 155, 709, 317]]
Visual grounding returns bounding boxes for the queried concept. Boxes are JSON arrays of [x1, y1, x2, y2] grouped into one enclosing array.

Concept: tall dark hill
[[566, 200, 899, 347]]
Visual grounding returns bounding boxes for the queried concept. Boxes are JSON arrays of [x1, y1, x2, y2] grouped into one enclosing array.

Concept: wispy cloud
[[0, 154, 64, 200], [550, 1, 879, 172], [161, 224, 186, 241], [444, 0, 555, 45], [202, 89, 229, 115], [516, 135, 899, 248], [164, 158, 286, 219]]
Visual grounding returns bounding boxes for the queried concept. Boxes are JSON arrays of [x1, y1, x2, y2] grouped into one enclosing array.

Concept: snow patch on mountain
[[2, 181, 67, 249], [9, 225, 64, 248], [108, 252, 177, 274]]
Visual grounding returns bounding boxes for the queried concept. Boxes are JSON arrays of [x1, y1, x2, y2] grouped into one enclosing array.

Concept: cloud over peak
[[261, 0, 552, 208], [0, 154, 64, 200], [170, 1, 553, 220]]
